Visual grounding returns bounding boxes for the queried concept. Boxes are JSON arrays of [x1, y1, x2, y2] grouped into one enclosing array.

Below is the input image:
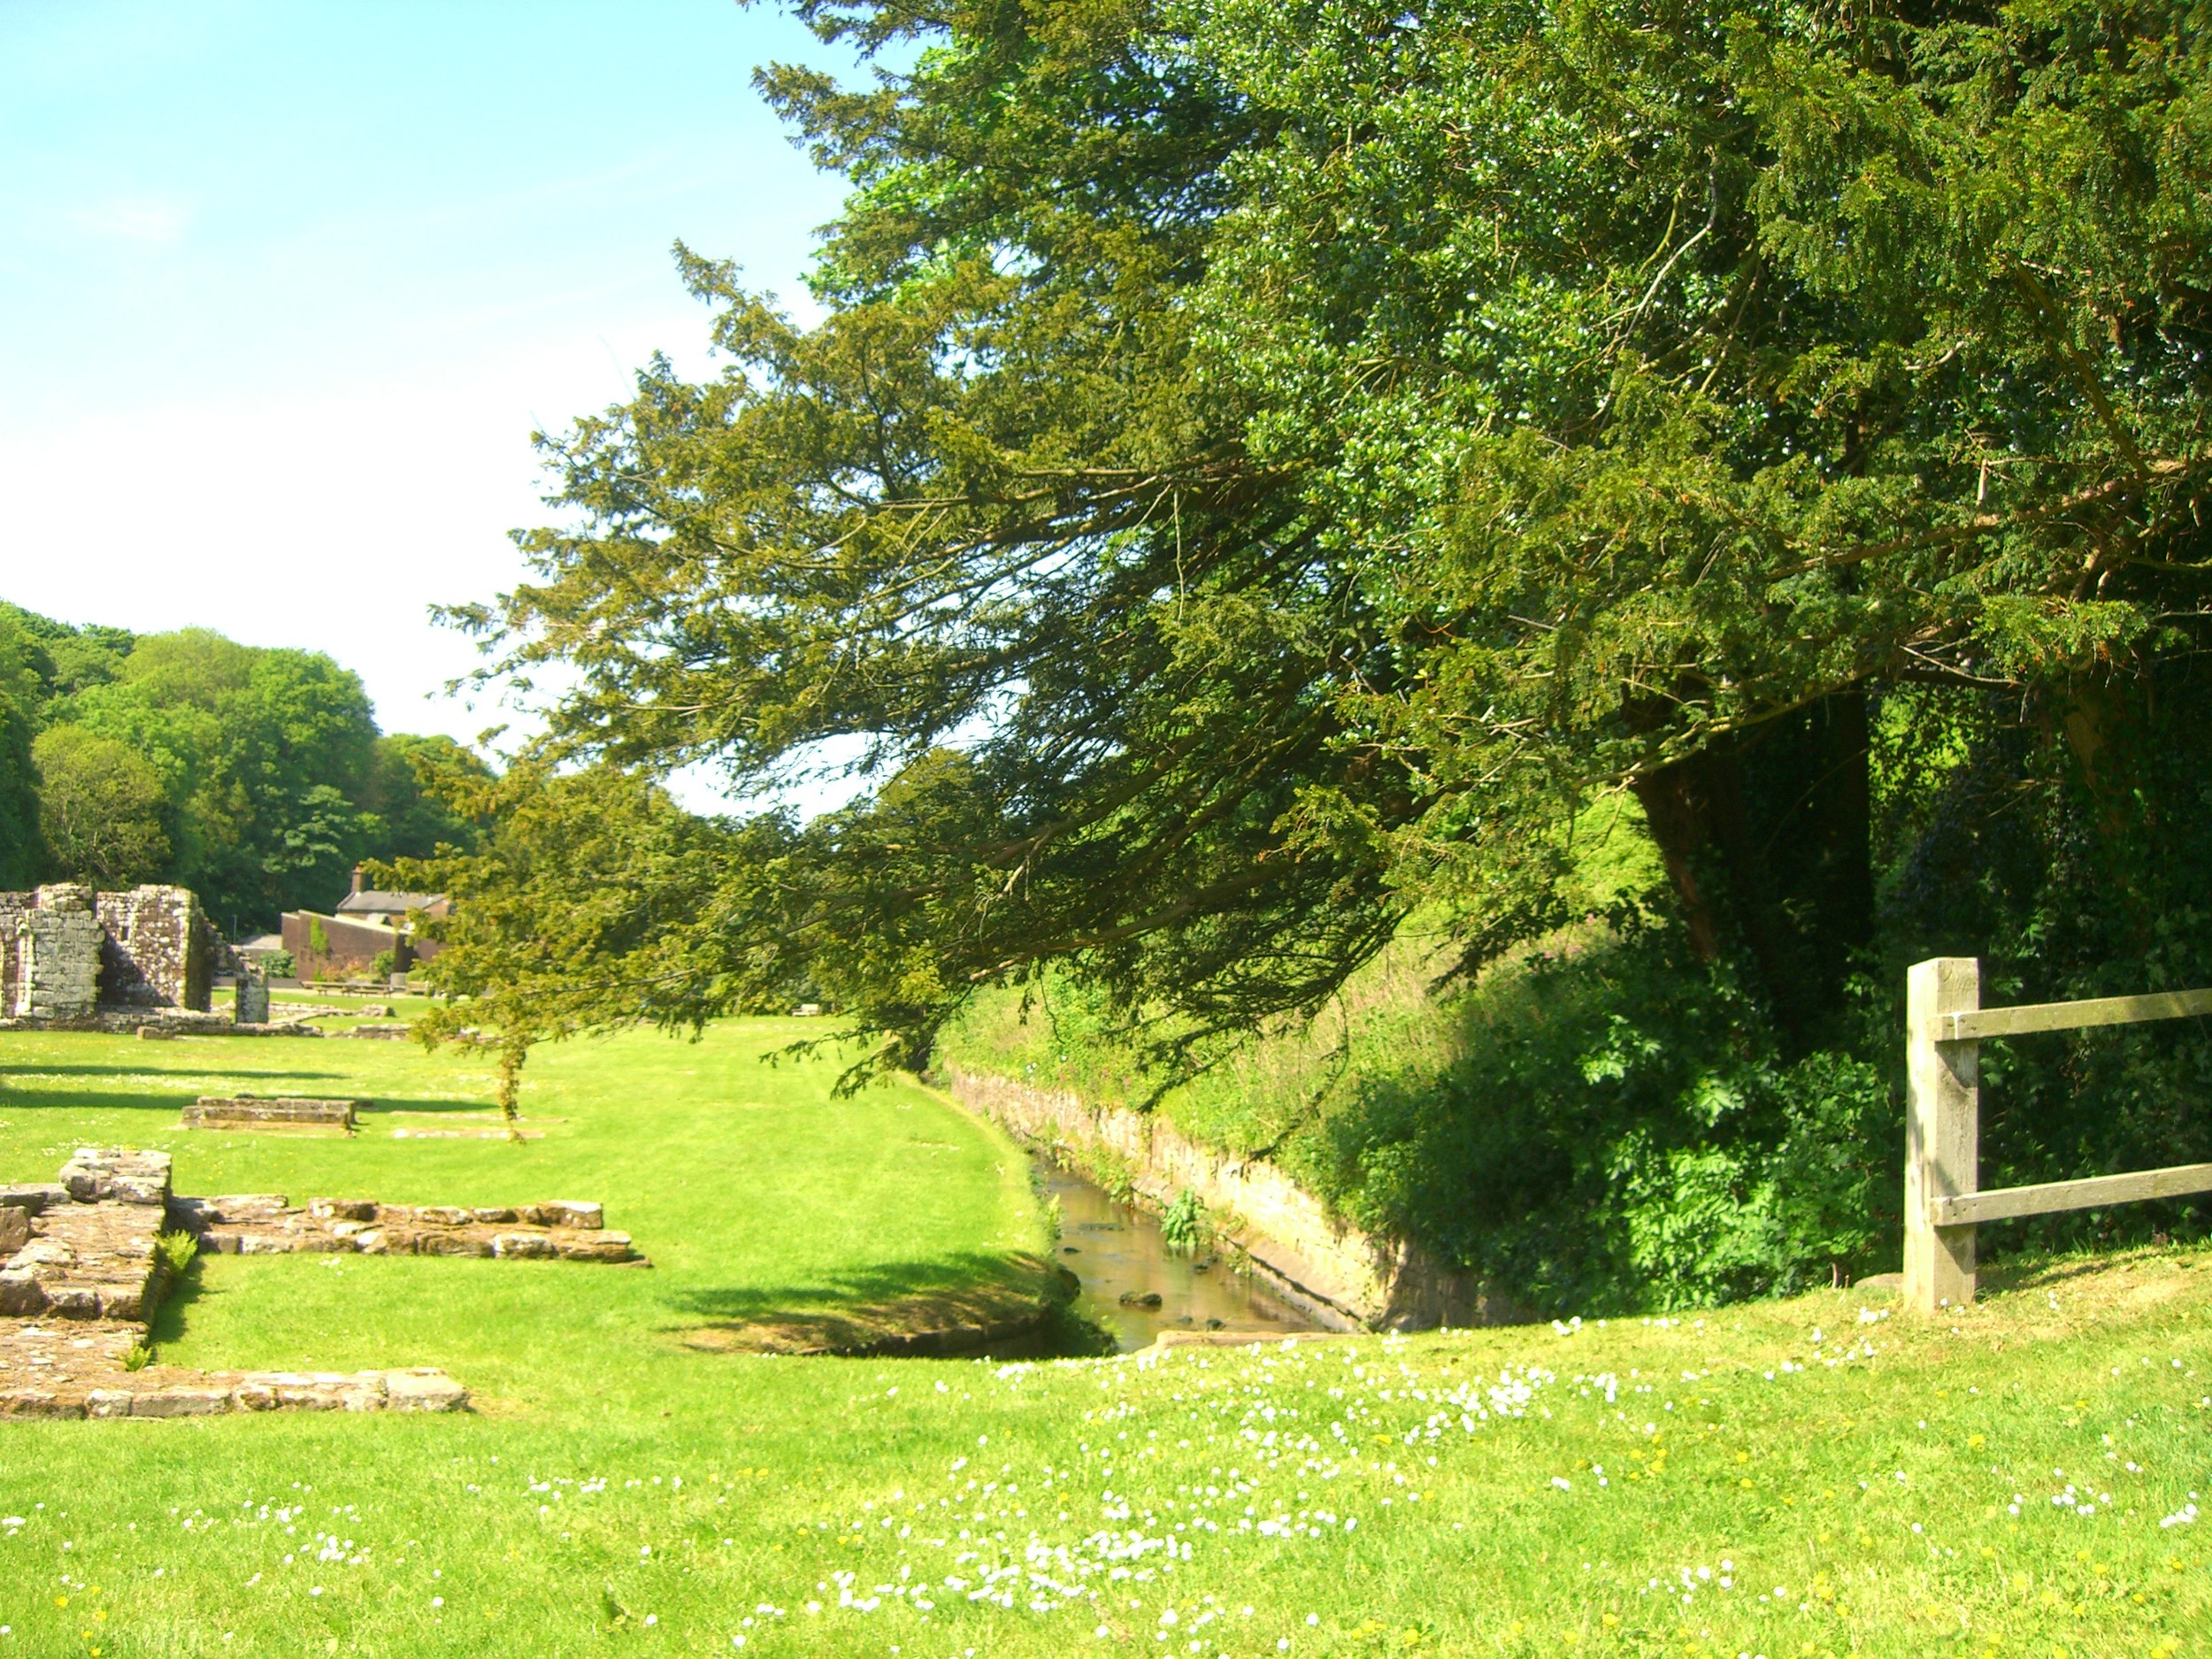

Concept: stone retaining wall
[[943, 1065, 1517, 1331]]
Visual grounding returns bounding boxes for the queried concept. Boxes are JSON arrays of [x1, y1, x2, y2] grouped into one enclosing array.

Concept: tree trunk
[[1629, 692, 1873, 1053]]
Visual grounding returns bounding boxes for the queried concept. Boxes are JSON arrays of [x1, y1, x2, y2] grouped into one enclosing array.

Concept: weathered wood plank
[[1905, 957, 1980, 1313], [1937, 987, 2212, 1042], [1932, 1162, 2212, 1226]]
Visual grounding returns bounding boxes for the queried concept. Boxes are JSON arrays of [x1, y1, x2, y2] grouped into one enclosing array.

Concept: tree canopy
[[445, 0, 2212, 1080], [0, 603, 483, 927]]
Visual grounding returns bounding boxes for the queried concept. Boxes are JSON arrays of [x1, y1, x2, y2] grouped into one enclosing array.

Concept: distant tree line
[[0, 602, 481, 932]]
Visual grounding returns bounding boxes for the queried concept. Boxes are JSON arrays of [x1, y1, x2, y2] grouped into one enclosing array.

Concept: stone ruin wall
[[0, 884, 214, 1019], [96, 886, 211, 1010]]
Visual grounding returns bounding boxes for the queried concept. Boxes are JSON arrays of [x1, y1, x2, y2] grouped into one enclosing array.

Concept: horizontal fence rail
[[1933, 987, 2212, 1043], [1904, 958, 2212, 1315]]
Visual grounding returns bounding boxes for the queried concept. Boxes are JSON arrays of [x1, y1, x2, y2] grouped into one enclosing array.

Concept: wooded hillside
[[0, 602, 479, 928]]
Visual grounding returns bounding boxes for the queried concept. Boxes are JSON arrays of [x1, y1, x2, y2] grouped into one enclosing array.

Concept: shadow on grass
[[2, 1063, 353, 1082], [670, 1250, 1041, 1322], [0, 1088, 493, 1120], [672, 1250, 1092, 1357], [0, 1089, 209, 1116], [1978, 1244, 2186, 1297], [147, 1254, 216, 1348], [357, 1097, 502, 1118]]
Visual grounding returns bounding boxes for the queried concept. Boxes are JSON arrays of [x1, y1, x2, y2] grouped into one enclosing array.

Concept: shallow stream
[[1032, 1155, 1317, 1351]]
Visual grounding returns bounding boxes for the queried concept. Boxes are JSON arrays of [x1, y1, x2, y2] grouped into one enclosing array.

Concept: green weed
[[1160, 1186, 1206, 1251]]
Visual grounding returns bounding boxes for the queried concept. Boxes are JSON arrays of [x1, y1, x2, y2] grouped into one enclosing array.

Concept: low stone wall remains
[[0, 1148, 665, 1419], [185, 1094, 359, 1131], [171, 1194, 641, 1263], [943, 1064, 1517, 1332]]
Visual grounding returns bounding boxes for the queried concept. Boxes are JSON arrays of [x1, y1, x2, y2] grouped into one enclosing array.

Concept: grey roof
[[336, 890, 442, 915]]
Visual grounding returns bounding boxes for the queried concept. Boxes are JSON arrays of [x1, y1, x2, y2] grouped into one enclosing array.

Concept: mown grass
[[1, 1021, 2208, 1658]]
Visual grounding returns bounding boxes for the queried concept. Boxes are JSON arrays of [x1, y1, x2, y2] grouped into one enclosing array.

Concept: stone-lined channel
[[1031, 1156, 1317, 1351]]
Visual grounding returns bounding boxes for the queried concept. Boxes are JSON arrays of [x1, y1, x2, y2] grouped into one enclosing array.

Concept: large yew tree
[[446, 0, 2212, 1071]]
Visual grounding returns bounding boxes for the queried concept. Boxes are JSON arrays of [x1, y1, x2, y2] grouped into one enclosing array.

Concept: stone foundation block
[[385, 1369, 468, 1411], [555, 1232, 634, 1263], [0, 1270, 48, 1317], [44, 1286, 103, 1319], [59, 1148, 173, 1207], [532, 1202, 603, 1230], [185, 1096, 357, 1131], [0, 1388, 73, 1417], [131, 1386, 232, 1417]]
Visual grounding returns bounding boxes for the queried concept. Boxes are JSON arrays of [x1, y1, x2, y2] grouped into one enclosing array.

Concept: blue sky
[[0, 0, 853, 763]]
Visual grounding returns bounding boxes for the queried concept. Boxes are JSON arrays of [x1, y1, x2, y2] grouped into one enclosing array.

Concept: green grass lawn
[[2, 1020, 2208, 1658]]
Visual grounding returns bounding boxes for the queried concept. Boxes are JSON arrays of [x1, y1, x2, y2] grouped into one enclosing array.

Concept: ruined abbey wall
[[0, 885, 213, 1020]]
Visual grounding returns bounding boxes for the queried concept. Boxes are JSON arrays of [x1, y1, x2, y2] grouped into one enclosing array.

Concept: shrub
[[1160, 1189, 1206, 1253], [155, 1229, 198, 1276]]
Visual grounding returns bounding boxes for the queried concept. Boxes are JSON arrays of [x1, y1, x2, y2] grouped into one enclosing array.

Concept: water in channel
[[1031, 1155, 1317, 1352]]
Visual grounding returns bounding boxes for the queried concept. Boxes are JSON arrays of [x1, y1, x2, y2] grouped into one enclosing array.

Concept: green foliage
[[1, 601, 484, 926], [258, 949, 296, 979], [371, 948, 398, 979], [389, 755, 771, 1118], [31, 723, 170, 887], [398, 0, 2212, 1305], [363, 733, 488, 861], [956, 926, 1897, 1313], [307, 916, 330, 956], [119, 1340, 150, 1372], [0, 611, 42, 886], [62, 627, 381, 925], [448, 0, 2212, 1091], [155, 1227, 198, 1276], [1159, 1187, 1207, 1253]]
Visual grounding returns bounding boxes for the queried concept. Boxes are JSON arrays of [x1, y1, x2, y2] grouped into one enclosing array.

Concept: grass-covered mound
[[0, 1019, 2207, 1656]]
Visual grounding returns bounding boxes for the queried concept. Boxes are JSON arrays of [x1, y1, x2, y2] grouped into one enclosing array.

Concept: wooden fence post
[[1904, 956, 1980, 1313]]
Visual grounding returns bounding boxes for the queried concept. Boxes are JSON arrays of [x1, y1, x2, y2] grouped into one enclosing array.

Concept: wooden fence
[[1903, 956, 2212, 1314]]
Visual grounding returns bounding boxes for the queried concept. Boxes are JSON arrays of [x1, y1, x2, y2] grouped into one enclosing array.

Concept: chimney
[[350, 865, 365, 897]]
